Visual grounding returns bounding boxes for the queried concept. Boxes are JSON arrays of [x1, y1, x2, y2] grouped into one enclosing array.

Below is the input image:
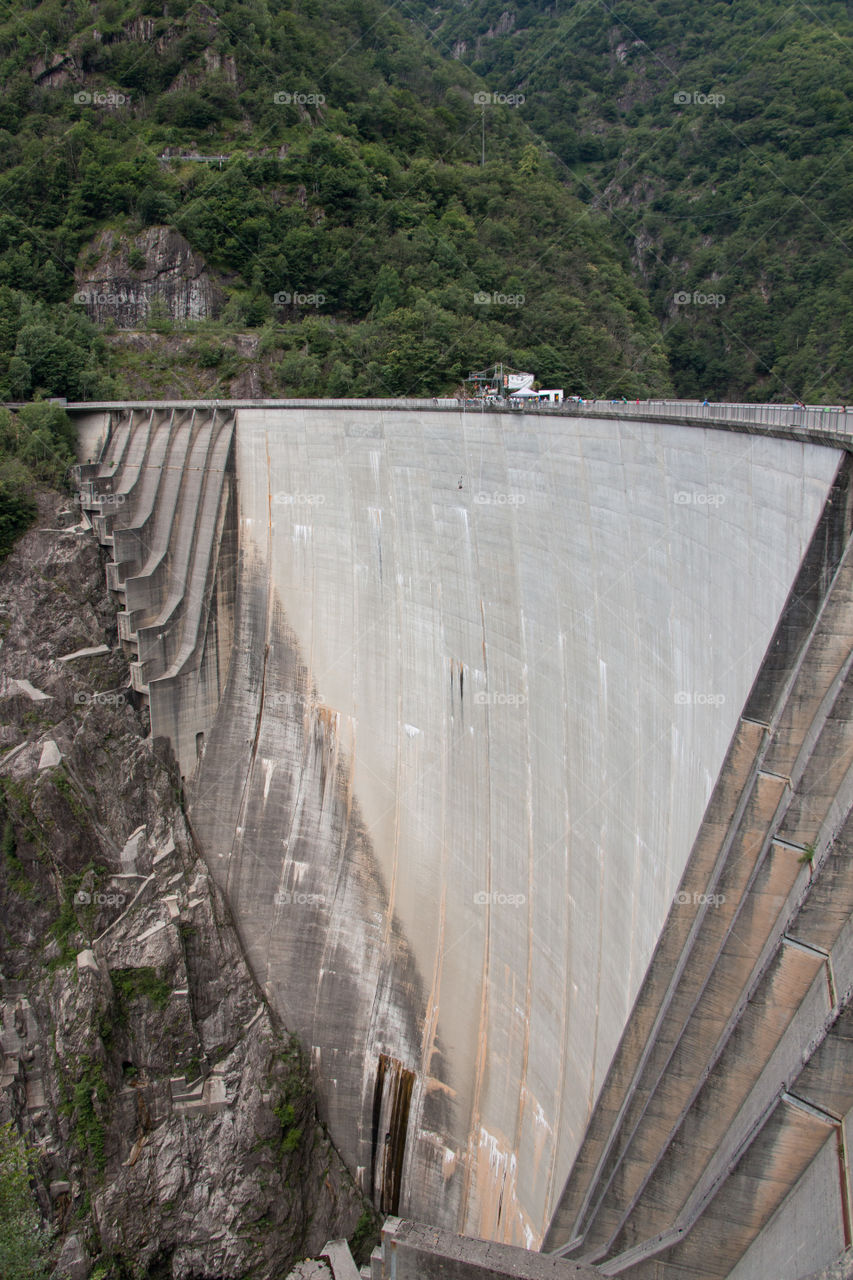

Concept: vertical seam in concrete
[[838, 1124, 853, 1249], [459, 595, 493, 1230], [585, 428, 606, 1126]]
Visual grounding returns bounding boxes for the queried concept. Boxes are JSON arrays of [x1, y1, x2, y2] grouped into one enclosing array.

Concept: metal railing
[[62, 398, 853, 445], [568, 398, 852, 437]]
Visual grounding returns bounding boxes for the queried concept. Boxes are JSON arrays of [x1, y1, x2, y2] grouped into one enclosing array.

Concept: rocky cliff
[[75, 227, 224, 329], [0, 494, 369, 1279]]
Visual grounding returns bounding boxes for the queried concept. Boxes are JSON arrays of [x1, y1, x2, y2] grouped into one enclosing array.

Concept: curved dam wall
[[172, 407, 839, 1249], [74, 404, 845, 1254]]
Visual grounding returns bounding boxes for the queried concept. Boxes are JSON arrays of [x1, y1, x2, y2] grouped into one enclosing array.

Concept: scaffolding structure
[[465, 364, 535, 399]]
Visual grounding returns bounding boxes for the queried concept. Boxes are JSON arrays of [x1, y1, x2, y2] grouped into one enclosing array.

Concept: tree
[[0, 455, 37, 558], [16, 402, 76, 485], [0, 1123, 51, 1279], [518, 144, 540, 176], [145, 294, 173, 335]]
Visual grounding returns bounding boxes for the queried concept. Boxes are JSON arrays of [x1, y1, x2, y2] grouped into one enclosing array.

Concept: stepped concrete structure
[[73, 400, 853, 1279]]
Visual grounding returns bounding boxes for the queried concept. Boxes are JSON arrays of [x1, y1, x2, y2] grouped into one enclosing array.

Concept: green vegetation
[[414, 0, 853, 400], [0, 0, 848, 402], [1, 812, 31, 898], [0, 454, 37, 560], [52, 769, 89, 824], [0, 0, 845, 540], [46, 864, 109, 963], [273, 1098, 303, 1153], [0, 399, 78, 558], [66, 1056, 109, 1174], [49, 896, 83, 966], [0, 0, 672, 400], [269, 1036, 314, 1157], [0, 288, 112, 401], [0, 1123, 51, 1280], [0, 780, 52, 908], [111, 966, 172, 1011], [349, 1207, 380, 1266]]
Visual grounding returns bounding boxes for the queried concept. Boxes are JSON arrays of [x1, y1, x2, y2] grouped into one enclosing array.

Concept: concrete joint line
[[783, 1090, 841, 1126], [610, 807, 851, 1243], [587, 825, 847, 1265], [603, 1087, 789, 1271], [565, 724, 777, 1245], [783, 934, 831, 960], [551, 1235, 585, 1259], [745, 478, 853, 741]]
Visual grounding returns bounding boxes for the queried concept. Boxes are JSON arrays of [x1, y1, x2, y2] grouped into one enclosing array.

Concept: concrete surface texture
[[177, 407, 841, 1250], [544, 454, 853, 1276], [375, 1217, 600, 1278], [77, 404, 237, 768]]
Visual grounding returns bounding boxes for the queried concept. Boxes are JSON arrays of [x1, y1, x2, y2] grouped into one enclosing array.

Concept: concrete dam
[[75, 401, 853, 1278]]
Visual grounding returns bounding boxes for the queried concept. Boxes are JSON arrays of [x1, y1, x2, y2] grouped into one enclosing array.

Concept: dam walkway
[[67, 396, 853, 448]]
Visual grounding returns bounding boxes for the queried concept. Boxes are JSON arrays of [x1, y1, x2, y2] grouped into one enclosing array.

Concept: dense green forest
[[0, 0, 848, 404], [411, 0, 853, 401], [0, 0, 672, 405], [0, 401, 76, 556]]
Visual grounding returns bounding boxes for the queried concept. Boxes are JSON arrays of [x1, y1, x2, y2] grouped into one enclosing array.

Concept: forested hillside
[[0, 0, 849, 405], [416, 0, 853, 401], [0, 0, 671, 402]]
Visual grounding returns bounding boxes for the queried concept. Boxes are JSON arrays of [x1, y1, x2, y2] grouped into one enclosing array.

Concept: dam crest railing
[[65, 398, 853, 448]]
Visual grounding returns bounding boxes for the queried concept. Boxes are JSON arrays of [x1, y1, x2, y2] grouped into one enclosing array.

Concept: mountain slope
[[411, 0, 853, 400], [0, 0, 672, 398]]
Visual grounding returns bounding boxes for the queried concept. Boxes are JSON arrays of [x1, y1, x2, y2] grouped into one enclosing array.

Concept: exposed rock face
[[0, 494, 368, 1279], [74, 227, 224, 328], [452, 11, 515, 58]]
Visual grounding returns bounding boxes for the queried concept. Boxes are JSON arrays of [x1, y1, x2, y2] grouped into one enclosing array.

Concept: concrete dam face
[[77, 406, 842, 1255]]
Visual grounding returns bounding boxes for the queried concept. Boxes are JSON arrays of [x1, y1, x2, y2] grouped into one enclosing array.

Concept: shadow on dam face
[[88, 406, 844, 1250]]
